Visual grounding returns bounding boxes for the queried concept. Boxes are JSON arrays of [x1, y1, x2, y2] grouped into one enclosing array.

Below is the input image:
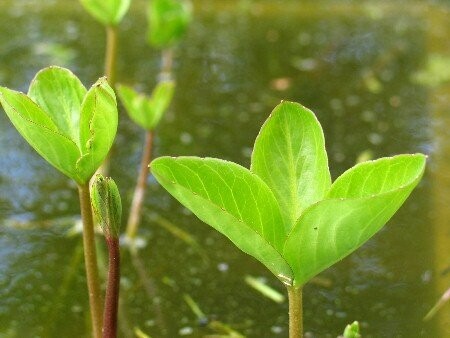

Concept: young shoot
[[91, 175, 122, 338], [150, 101, 426, 338], [0, 66, 118, 338], [117, 81, 174, 242], [79, 0, 131, 86]]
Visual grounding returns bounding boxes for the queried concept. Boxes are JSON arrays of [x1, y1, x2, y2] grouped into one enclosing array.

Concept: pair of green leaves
[[148, 0, 192, 48], [0, 67, 118, 185], [80, 0, 131, 26], [117, 81, 175, 130], [150, 102, 426, 287]]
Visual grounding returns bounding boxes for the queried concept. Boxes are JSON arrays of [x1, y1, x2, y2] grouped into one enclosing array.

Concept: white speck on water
[[368, 132, 383, 145], [271, 326, 283, 334], [179, 326, 193, 335], [217, 262, 229, 272], [180, 132, 193, 145]]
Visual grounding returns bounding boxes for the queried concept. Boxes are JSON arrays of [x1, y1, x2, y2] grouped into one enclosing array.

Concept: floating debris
[[183, 294, 245, 337], [151, 214, 209, 262], [244, 275, 285, 304], [270, 77, 292, 91], [183, 294, 207, 323], [423, 287, 450, 321], [207, 321, 245, 337], [134, 327, 152, 338]]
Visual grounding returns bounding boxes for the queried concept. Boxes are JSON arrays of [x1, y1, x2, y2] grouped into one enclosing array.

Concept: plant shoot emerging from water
[[91, 175, 122, 338], [150, 101, 426, 337], [0, 66, 118, 338]]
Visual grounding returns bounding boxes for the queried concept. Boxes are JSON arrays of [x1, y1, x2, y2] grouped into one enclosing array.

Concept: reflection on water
[[0, 0, 449, 337]]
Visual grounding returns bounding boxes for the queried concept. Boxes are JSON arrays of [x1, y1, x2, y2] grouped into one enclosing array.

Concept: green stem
[[125, 47, 173, 241], [126, 130, 154, 240], [105, 25, 118, 87], [159, 48, 174, 81], [103, 237, 120, 338], [78, 183, 103, 338], [97, 25, 118, 177], [287, 286, 303, 338]]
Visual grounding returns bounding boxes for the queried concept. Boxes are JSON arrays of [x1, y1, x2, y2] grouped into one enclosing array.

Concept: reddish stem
[[102, 237, 120, 338], [126, 130, 154, 240]]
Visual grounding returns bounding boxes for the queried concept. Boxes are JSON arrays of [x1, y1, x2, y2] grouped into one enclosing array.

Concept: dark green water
[[1, 1, 449, 337]]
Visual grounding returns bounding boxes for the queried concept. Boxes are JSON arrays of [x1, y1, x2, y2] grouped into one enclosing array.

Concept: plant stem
[[103, 237, 120, 338], [78, 183, 103, 338], [159, 48, 174, 81], [97, 25, 118, 178], [105, 25, 118, 87], [287, 286, 303, 338], [126, 130, 154, 240]]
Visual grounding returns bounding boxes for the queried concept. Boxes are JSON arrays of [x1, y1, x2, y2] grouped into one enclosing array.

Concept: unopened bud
[[90, 174, 122, 239]]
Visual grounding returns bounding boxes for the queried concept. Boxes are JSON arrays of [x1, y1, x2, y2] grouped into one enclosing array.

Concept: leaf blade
[[76, 77, 118, 182], [0, 87, 81, 180], [251, 101, 331, 230], [283, 154, 426, 286], [28, 66, 87, 146], [147, 0, 192, 48], [151, 156, 293, 281], [80, 0, 131, 26], [117, 81, 174, 130]]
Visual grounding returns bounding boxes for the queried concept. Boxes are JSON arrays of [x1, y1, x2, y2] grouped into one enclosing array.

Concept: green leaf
[[0, 67, 118, 184], [79, 0, 131, 26], [0, 87, 81, 179], [343, 321, 361, 338], [148, 0, 192, 48], [150, 156, 293, 281], [283, 154, 426, 286], [251, 102, 331, 230], [117, 81, 174, 130], [76, 77, 118, 181], [28, 66, 87, 147]]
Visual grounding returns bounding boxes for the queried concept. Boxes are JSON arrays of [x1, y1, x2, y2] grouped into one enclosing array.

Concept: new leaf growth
[[343, 321, 361, 338], [0, 66, 118, 184], [148, 0, 192, 48], [91, 175, 122, 239], [117, 81, 175, 130], [80, 0, 131, 26], [150, 101, 426, 287]]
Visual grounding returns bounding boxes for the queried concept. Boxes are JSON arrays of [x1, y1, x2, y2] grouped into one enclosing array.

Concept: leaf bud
[[90, 174, 122, 239]]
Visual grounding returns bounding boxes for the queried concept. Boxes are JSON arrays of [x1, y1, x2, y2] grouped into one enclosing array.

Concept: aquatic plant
[[342, 321, 361, 338], [0, 66, 118, 338], [150, 101, 426, 337], [79, 0, 131, 86], [147, 0, 192, 49], [121, 0, 191, 242], [117, 81, 174, 241], [91, 175, 122, 338]]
